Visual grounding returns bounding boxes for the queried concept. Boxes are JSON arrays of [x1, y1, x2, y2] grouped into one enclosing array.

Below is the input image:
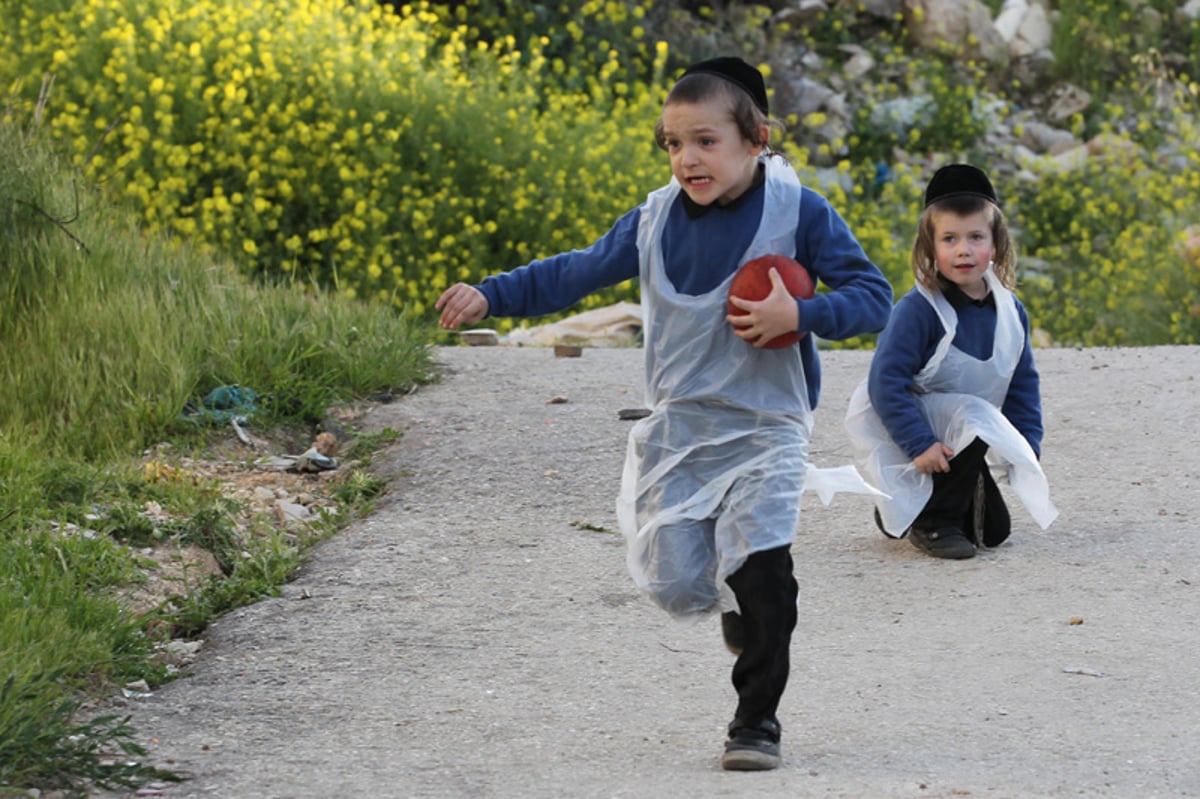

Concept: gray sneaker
[[908, 525, 976, 559], [722, 719, 782, 771]]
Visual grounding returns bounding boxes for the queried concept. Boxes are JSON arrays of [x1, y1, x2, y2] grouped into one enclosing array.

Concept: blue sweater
[[477, 175, 893, 409], [867, 283, 1044, 458]]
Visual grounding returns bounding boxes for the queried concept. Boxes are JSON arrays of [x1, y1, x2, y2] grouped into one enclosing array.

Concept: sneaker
[[722, 719, 782, 771], [908, 525, 976, 559], [720, 612, 745, 656]]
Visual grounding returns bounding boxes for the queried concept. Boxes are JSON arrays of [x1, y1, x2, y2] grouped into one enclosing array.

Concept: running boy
[[437, 56, 891, 769], [845, 164, 1057, 559]]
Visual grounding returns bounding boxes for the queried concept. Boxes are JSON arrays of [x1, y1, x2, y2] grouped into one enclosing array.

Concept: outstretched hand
[[726, 267, 801, 347], [436, 283, 489, 330]]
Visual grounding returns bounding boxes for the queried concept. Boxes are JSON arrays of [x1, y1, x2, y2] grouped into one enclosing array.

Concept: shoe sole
[[721, 749, 781, 771], [910, 540, 976, 559], [909, 531, 976, 560]]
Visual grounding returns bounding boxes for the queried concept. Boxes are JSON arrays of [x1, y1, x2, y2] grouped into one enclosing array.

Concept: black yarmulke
[[681, 56, 769, 115], [924, 164, 999, 208]]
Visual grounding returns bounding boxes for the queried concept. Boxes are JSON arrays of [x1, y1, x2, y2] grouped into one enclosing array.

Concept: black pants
[[724, 545, 798, 733], [914, 437, 1011, 546]]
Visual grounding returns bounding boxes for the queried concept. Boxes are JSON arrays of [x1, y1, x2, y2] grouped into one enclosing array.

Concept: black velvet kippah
[[924, 164, 999, 208], [681, 56, 769, 115]]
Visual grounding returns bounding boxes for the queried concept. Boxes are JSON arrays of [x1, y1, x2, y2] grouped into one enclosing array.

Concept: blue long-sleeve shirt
[[476, 173, 892, 409], [867, 283, 1044, 458]]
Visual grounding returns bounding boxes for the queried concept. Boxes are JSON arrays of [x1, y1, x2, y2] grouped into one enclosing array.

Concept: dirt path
[[99, 345, 1200, 799]]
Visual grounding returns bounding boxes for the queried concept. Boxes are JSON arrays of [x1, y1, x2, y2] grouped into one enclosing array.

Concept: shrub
[[1051, 0, 1200, 99], [1, 0, 671, 329], [0, 101, 431, 792], [0, 672, 180, 793], [4, 0, 1199, 350], [1013, 132, 1200, 345], [0, 114, 430, 460]]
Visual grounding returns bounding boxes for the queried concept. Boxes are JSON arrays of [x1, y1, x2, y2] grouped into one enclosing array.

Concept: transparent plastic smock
[[844, 270, 1058, 535], [616, 157, 882, 617]]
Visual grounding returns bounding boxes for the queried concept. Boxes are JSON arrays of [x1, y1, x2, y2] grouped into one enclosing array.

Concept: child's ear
[[755, 123, 771, 151]]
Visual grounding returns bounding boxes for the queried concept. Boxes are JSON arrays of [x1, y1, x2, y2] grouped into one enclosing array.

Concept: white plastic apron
[[615, 157, 812, 616], [844, 271, 1058, 536]]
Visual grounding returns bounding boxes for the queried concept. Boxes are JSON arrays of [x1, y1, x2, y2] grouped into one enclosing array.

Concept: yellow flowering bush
[[3, 0, 1198, 345], [425, 0, 667, 89], [847, 57, 996, 164], [783, 0, 1200, 347], [0, 0, 668, 325], [1051, 0, 1199, 98], [1013, 123, 1200, 345]]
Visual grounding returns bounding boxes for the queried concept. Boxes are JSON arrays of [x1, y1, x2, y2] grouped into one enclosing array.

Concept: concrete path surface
[[100, 345, 1200, 799]]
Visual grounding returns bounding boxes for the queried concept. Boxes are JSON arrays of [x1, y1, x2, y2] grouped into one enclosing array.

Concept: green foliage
[[0, 115, 431, 461], [0, 509, 167, 790], [100, 502, 159, 547], [0, 672, 181, 793], [818, 158, 926, 298], [424, 0, 668, 85], [1012, 129, 1200, 345], [170, 502, 242, 575], [0, 0, 669, 329], [0, 104, 430, 791], [848, 58, 996, 163], [36, 458, 104, 510], [3, 0, 1199, 346], [1050, 0, 1200, 98], [793, 1, 865, 51], [341, 426, 401, 462], [0, 503, 155, 669], [160, 531, 302, 639], [329, 469, 387, 508]]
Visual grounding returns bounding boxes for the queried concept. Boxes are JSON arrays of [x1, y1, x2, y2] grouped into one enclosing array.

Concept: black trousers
[[914, 437, 1011, 546], [724, 544, 798, 732]]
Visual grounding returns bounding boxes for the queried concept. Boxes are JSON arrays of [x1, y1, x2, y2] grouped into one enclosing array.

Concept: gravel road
[[99, 344, 1200, 799]]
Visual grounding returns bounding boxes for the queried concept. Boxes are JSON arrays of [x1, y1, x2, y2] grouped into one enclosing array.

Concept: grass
[[0, 671, 182, 793], [0, 111, 433, 794]]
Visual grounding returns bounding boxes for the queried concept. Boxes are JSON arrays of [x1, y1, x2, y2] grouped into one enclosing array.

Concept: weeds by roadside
[[0, 112, 431, 794], [0, 671, 182, 795]]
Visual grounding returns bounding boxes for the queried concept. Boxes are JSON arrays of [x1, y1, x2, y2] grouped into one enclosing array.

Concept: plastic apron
[[844, 270, 1058, 536], [615, 157, 812, 617]]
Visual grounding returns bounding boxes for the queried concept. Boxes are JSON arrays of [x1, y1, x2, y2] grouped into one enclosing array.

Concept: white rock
[[993, 0, 1029, 41], [1012, 2, 1051, 57], [1018, 119, 1079, 155], [1046, 84, 1092, 121], [276, 500, 311, 521], [904, 0, 1008, 64]]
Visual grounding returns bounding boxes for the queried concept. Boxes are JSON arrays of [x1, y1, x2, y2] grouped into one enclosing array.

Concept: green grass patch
[[0, 110, 430, 792]]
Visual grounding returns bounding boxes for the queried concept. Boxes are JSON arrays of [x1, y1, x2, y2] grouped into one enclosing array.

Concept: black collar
[[681, 163, 766, 218], [940, 279, 995, 308]]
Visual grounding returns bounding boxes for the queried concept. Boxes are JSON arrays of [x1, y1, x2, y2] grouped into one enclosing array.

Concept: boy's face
[[659, 98, 764, 207], [931, 208, 996, 300]]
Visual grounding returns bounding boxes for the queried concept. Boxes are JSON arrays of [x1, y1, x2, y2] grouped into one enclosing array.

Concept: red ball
[[727, 254, 815, 349]]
